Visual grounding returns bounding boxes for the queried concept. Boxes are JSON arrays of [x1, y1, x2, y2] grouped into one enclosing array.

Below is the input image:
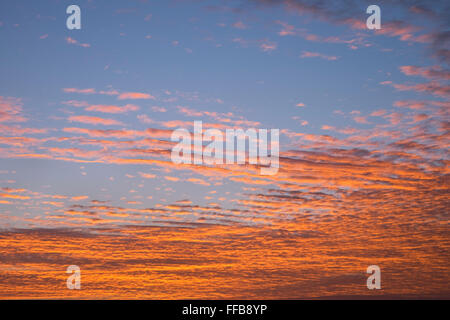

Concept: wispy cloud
[[66, 37, 90, 48], [85, 104, 140, 114], [300, 51, 338, 61], [67, 115, 123, 126], [117, 92, 155, 100]]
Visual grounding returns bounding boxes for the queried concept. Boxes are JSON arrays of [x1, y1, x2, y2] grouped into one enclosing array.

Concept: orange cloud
[[187, 178, 210, 186], [138, 172, 156, 179], [164, 176, 180, 182]]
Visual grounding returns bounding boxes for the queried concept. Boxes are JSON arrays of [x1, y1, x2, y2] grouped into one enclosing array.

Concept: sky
[[0, 0, 449, 299]]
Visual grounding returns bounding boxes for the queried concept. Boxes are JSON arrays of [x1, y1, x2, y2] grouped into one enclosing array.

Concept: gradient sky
[[0, 0, 449, 299]]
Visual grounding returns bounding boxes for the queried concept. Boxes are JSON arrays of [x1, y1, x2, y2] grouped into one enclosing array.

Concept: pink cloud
[[137, 114, 154, 124], [353, 116, 370, 124], [62, 127, 172, 139], [412, 114, 429, 123], [63, 88, 96, 94], [232, 21, 247, 29], [177, 106, 204, 117], [381, 79, 450, 98], [399, 65, 450, 81], [300, 51, 338, 61], [152, 106, 167, 113], [98, 89, 119, 96], [62, 100, 89, 108], [117, 92, 155, 100], [394, 100, 426, 110], [383, 112, 403, 126], [68, 115, 123, 126], [392, 81, 450, 98], [343, 18, 424, 43], [375, 21, 420, 42], [138, 172, 156, 179], [276, 21, 296, 36], [394, 100, 449, 110], [260, 41, 277, 52], [0, 96, 27, 123], [66, 37, 90, 48], [86, 104, 140, 114], [0, 124, 48, 135], [370, 109, 387, 117], [63, 127, 145, 138]]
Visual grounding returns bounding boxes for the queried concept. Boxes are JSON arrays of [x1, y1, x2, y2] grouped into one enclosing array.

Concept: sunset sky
[[0, 0, 449, 299]]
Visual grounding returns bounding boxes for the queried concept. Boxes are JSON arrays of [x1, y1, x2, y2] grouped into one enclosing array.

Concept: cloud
[[62, 100, 89, 108], [71, 196, 89, 201], [117, 92, 155, 100], [138, 172, 156, 179], [426, 30, 450, 64], [151, 106, 167, 113], [63, 88, 96, 94], [232, 21, 247, 29], [0, 192, 30, 200], [177, 106, 204, 117], [164, 176, 180, 182], [399, 65, 450, 81], [86, 104, 140, 114], [137, 114, 154, 124], [300, 51, 338, 61], [353, 116, 369, 124], [99, 89, 120, 96], [0, 97, 27, 123], [260, 41, 277, 52], [61, 126, 173, 140], [68, 116, 123, 126], [370, 109, 386, 117], [245, 0, 450, 63], [187, 178, 211, 186], [393, 100, 449, 110], [276, 21, 296, 36], [391, 81, 450, 98], [66, 37, 90, 48]]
